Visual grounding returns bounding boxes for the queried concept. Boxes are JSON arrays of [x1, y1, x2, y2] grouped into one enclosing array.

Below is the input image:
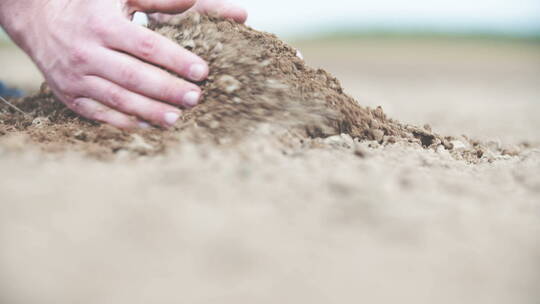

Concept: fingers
[[146, 13, 174, 24], [149, 0, 248, 24], [91, 48, 202, 108], [193, 0, 248, 23], [67, 97, 139, 130], [126, 0, 196, 14], [106, 22, 209, 82], [81, 75, 182, 128]]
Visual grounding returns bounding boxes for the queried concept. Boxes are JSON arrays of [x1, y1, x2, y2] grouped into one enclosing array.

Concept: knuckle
[[53, 76, 78, 95], [48, 66, 87, 96], [88, 106, 107, 121], [71, 99, 98, 118], [70, 98, 86, 110], [88, 17, 113, 38], [107, 88, 126, 108], [137, 33, 158, 60], [118, 66, 140, 88], [66, 71, 84, 86], [70, 98, 106, 121], [68, 46, 90, 67]]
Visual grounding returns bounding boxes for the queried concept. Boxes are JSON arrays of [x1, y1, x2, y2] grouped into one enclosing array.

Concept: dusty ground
[[0, 17, 539, 304]]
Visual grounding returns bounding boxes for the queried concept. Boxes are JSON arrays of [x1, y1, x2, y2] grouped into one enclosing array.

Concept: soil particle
[[502, 145, 521, 157], [0, 13, 517, 162], [367, 129, 385, 142]]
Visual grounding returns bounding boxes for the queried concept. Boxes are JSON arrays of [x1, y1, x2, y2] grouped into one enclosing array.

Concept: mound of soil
[[0, 13, 499, 161]]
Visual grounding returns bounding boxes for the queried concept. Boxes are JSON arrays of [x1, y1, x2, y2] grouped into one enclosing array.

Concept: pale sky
[[234, 0, 540, 36], [2, 0, 540, 40]]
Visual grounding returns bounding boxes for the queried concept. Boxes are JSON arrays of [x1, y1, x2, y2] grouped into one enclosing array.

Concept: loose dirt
[[1, 13, 539, 304], [0, 13, 512, 162]]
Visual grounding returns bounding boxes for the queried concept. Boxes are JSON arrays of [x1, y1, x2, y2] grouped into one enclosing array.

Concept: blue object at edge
[[0, 81, 24, 98]]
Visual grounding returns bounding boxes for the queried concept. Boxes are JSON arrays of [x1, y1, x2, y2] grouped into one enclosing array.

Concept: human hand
[[0, 0, 246, 129], [149, 0, 247, 24]]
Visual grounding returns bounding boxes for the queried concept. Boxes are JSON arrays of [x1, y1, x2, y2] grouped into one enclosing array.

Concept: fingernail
[[138, 121, 151, 129], [184, 91, 200, 106], [164, 112, 180, 126], [188, 64, 207, 81]]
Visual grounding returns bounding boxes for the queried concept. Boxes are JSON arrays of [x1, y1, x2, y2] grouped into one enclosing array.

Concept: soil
[[1, 14, 539, 304], [0, 13, 507, 162]]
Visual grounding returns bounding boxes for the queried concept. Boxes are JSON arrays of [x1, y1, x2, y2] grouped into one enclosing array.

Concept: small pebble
[[502, 145, 520, 157], [450, 140, 467, 151], [368, 129, 385, 142], [31, 117, 49, 128], [354, 145, 369, 158], [436, 145, 446, 154]]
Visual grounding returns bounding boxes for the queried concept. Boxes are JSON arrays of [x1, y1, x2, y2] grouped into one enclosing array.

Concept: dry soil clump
[[0, 14, 508, 161]]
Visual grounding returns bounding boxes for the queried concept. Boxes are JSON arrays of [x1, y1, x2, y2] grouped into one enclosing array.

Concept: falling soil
[[0, 13, 510, 161]]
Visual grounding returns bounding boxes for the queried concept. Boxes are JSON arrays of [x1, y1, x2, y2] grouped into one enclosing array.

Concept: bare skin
[[0, 0, 247, 129]]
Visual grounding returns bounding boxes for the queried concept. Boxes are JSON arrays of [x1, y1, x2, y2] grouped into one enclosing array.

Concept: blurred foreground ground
[[1, 37, 539, 304]]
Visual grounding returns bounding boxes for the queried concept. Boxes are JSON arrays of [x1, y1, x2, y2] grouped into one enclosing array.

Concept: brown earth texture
[[0, 13, 539, 304], [0, 14, 501, 161]]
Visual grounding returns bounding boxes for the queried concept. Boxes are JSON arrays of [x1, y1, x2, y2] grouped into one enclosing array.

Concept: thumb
[[126, 0, 196, 14]]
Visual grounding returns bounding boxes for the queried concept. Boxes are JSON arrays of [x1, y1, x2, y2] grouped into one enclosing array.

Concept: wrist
[[0, 0, 43, 54]]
